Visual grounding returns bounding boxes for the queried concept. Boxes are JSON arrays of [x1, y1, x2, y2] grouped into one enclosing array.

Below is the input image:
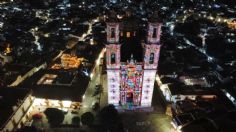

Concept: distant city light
[[209, 16, 214, 20], [82, 69, 89, 76], [44, 33, 50, 37], [117, 15, 123, 19], [208, 56, 213, 61], [0, 22, 3, 28], [93, 19, 98, 23]]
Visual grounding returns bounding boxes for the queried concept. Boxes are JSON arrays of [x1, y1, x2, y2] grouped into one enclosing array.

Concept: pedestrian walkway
[[116, 106, 154, 113]]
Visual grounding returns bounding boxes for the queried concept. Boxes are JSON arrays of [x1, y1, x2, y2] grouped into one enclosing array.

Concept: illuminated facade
[[51, 54, 84, 70], [106, 18, 162, 108]]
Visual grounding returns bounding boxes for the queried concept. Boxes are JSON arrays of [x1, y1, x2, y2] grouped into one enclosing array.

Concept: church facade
[[106, 16, 161, 108]]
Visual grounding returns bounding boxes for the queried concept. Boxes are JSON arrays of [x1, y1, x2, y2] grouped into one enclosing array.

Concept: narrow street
[[80, 48, 106, 115]]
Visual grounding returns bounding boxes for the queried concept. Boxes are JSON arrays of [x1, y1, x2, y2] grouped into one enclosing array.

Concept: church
[[106, 11, 162, 108]]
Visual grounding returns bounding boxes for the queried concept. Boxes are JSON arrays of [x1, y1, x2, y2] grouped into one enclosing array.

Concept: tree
[[81, 112, 94, 127], [72, 116, 81, 126], [99, 105, 124, 132], [44, 108, 64, 127]]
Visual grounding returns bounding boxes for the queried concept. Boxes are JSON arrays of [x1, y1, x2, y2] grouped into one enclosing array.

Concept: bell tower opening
[[111, 28, 115, 38], [152, 28, 157, 38], [111, 53, 116, 64], [149, 53, 154, 64]]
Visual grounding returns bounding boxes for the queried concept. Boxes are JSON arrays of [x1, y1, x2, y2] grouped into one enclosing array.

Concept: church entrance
[[126, 91, 133, 109], [120, 62, 143, 109], [126, 91, 133, 103]]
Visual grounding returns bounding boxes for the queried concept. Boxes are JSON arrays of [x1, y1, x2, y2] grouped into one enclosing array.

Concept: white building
[[0, 88, 33, 131]]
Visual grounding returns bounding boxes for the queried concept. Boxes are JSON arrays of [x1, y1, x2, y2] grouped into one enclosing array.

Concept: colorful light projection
[[120, 63, 143, 106]]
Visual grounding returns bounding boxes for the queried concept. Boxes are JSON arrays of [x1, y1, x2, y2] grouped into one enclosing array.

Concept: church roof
[[120, 36, 143, 62], [106, 10, 120, 23], [121, 15, 141, 31], [148, 11, 162, 23]]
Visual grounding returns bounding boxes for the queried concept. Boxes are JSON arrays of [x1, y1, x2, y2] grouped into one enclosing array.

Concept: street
[[80, 48, 106, 115], [120, 84, 174, 132]]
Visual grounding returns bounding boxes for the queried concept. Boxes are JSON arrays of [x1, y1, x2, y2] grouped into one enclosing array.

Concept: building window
[[152, 28, 157, 38], [111, 53, 116, 64], [149, 53, 154, 64], [126, 32, 130, 38], [111, 28, 115, 38]]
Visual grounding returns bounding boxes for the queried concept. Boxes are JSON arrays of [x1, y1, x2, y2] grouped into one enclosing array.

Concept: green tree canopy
[[44, 108, 64, 127], [81, 112, 94, 127]]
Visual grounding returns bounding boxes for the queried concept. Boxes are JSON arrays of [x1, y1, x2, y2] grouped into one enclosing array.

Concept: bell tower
[[106, 23, 120, 69], [141, 15, 162, 107], [106, 15, 121, 105]]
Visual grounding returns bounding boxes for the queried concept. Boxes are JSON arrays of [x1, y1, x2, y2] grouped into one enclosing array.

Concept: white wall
[[107, 70, 120, 105], [2, 96, 33, 132], [141, 70, 156, 107]]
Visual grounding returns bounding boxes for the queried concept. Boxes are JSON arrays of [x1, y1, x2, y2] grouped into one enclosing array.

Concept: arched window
[[111, 28, 115, 38], [149, 53, 154, 64], [152, 28, 157, 38], [111, 53, 116, 64]]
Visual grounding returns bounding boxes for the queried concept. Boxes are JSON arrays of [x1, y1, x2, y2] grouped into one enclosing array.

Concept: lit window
[[126, 32, 130, 38]]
